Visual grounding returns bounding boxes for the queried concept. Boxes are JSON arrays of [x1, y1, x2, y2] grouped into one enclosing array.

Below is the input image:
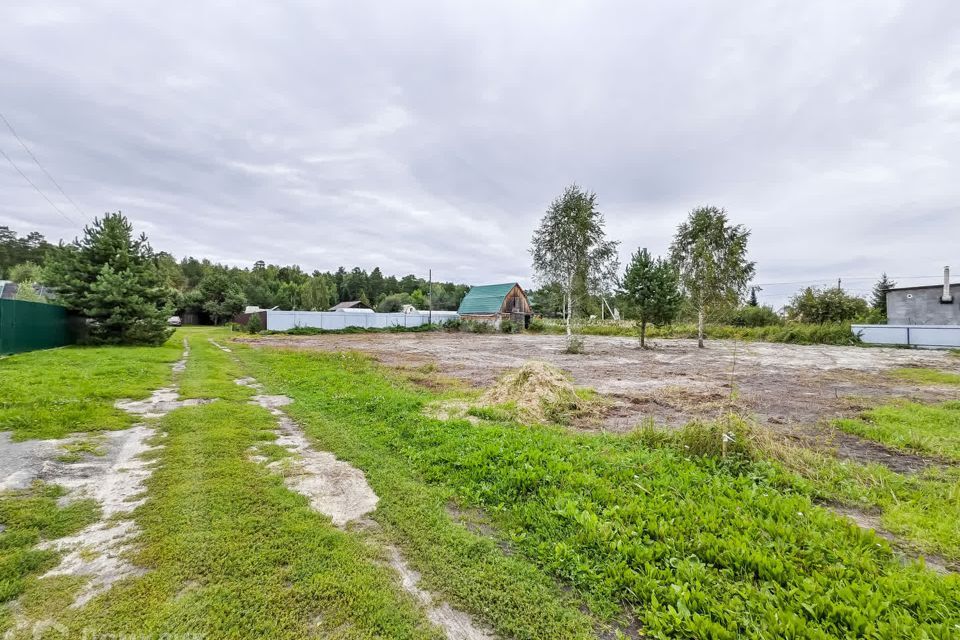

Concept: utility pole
[[428, 269, 432, 325], [837, 278, 842, 292]]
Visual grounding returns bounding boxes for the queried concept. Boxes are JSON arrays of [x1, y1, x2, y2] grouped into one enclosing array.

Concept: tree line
[[3, 199, 897, 347], [1, 215, 469, 343], [528, 184, 895, 348]]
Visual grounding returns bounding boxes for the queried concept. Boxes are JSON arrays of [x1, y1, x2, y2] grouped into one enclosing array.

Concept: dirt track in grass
[[239, 333, 960, 471]]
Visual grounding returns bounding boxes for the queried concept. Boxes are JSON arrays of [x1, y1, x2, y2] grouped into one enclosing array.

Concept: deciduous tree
[[198, 272, 246, 324], [530, 184, 619, 337], [670, 206, 755, 348]]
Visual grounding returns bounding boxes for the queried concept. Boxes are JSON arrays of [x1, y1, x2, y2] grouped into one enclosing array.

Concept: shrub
[[247, 314, 263, 334], [729, 305, 782, 327], [500, 319, 520, 334], [376, 293, 412, 313], [563, 335, 585, 354], [460, 319, 493, 334], [527, 317, 546, 333], [786, 287, 870, 324]]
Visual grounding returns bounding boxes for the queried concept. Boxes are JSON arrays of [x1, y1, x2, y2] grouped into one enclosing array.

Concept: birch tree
[[530, 184, 619, 337], [669, 206, 755, 348]]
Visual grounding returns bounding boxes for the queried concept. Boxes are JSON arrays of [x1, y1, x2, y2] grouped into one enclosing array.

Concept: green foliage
[[787, 286, 870, 324], [872, 273, 897, 317], [13, 282, 44, 303], [197, 271, 246, 324], [835, 400, 960, 461], [7, 223, 470, 321], [459, 319, 494, 333], [300, 275, 333, 310], [620, 248, 682, 347], [670, 206, 756, 347], [7, 261, 42, 284], [43, 213, 173, 345], [377, 292, 414, 312], [0, 226, 50, 279], [243, 348, 960, 638], [537, 318, 861, 345], [728, 305, 782, 327], [527, 317, 547, 332], [500, 319, 520, 334], [530, 184, 619, 335], [246, 313, 263, 334]]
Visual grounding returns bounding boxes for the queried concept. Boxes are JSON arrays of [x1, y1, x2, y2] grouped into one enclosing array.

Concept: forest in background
[[0, 224, 470, 320]]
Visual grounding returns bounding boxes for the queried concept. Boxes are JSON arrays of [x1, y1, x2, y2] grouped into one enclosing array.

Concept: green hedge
[[533, 320, 861, 345]]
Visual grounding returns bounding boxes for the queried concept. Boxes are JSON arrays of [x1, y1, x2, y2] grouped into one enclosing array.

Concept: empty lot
[[242, 333, 960, 465]]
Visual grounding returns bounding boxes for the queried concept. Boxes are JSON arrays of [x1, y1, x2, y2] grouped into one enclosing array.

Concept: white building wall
[[266, 310, 459, 331], [852, 324, 960, 348]]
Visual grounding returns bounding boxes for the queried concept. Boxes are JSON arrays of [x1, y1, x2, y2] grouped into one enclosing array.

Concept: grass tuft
[[889, 367, 960, 385]]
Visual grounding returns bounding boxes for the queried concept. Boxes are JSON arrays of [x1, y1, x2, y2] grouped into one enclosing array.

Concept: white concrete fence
[[853, 324, 960, 348], [266, 310, 459, 332]]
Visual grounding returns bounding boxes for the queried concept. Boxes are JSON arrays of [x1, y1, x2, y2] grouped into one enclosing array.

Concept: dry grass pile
[[481, 361, 598, 425]]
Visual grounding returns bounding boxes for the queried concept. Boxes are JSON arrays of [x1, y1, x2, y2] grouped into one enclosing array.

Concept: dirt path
[[238, 375, 494, 640], [0, 339, 202, 638], [38, 339, 204, 608]]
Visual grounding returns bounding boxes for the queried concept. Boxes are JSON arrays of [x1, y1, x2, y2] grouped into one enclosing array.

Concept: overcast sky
[[1, 1, 958, 306]]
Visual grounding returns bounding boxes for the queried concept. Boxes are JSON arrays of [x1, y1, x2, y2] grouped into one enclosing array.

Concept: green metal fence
[[0, 299, 75, 355]]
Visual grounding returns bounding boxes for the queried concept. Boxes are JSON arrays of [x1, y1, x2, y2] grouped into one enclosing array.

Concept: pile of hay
[[480, 361, 594, 424]]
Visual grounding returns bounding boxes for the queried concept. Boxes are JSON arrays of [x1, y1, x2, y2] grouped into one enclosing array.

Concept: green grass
[[240, 348, 597, 640], [534, 319, 861, 345], [33, 331, 442, 639], [836, 401, 960, 461], [740, 433, 960, 563], [0, 337, 182, 440], [6, 327, 959, 638], [238, 346, 960, 639], [0, 483, 100, 633], [890, 367, 960, 385]]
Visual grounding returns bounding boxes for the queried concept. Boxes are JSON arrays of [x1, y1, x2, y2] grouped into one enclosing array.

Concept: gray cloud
[[1, 0, 959, 306]]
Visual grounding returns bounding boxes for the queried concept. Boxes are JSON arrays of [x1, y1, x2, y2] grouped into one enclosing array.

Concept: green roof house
[[457, 283, 532, 328]]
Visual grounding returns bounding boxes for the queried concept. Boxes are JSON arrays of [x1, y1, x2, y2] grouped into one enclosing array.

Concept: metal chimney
[[942, 266, 953, 303]]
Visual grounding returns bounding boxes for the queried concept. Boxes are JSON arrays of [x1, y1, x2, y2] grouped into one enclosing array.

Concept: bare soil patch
[[239, 333, 960, 470]]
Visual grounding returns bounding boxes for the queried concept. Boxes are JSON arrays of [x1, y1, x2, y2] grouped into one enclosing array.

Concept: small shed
[[458, 283, 531, 328], [329, 300, 373, 312]]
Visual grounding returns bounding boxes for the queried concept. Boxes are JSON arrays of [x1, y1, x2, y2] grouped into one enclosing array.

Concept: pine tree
[[871, 273, 896, 318], [45, 212, 173, 345], [620, 248, 683, 348]]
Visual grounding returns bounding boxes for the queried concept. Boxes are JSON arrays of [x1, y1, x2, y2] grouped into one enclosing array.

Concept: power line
[[0, 111, 86, 218], [0, 144, 75, 224]]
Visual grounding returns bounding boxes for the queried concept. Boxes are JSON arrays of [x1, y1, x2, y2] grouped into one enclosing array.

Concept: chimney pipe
[[942, 266, 953, 303]]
